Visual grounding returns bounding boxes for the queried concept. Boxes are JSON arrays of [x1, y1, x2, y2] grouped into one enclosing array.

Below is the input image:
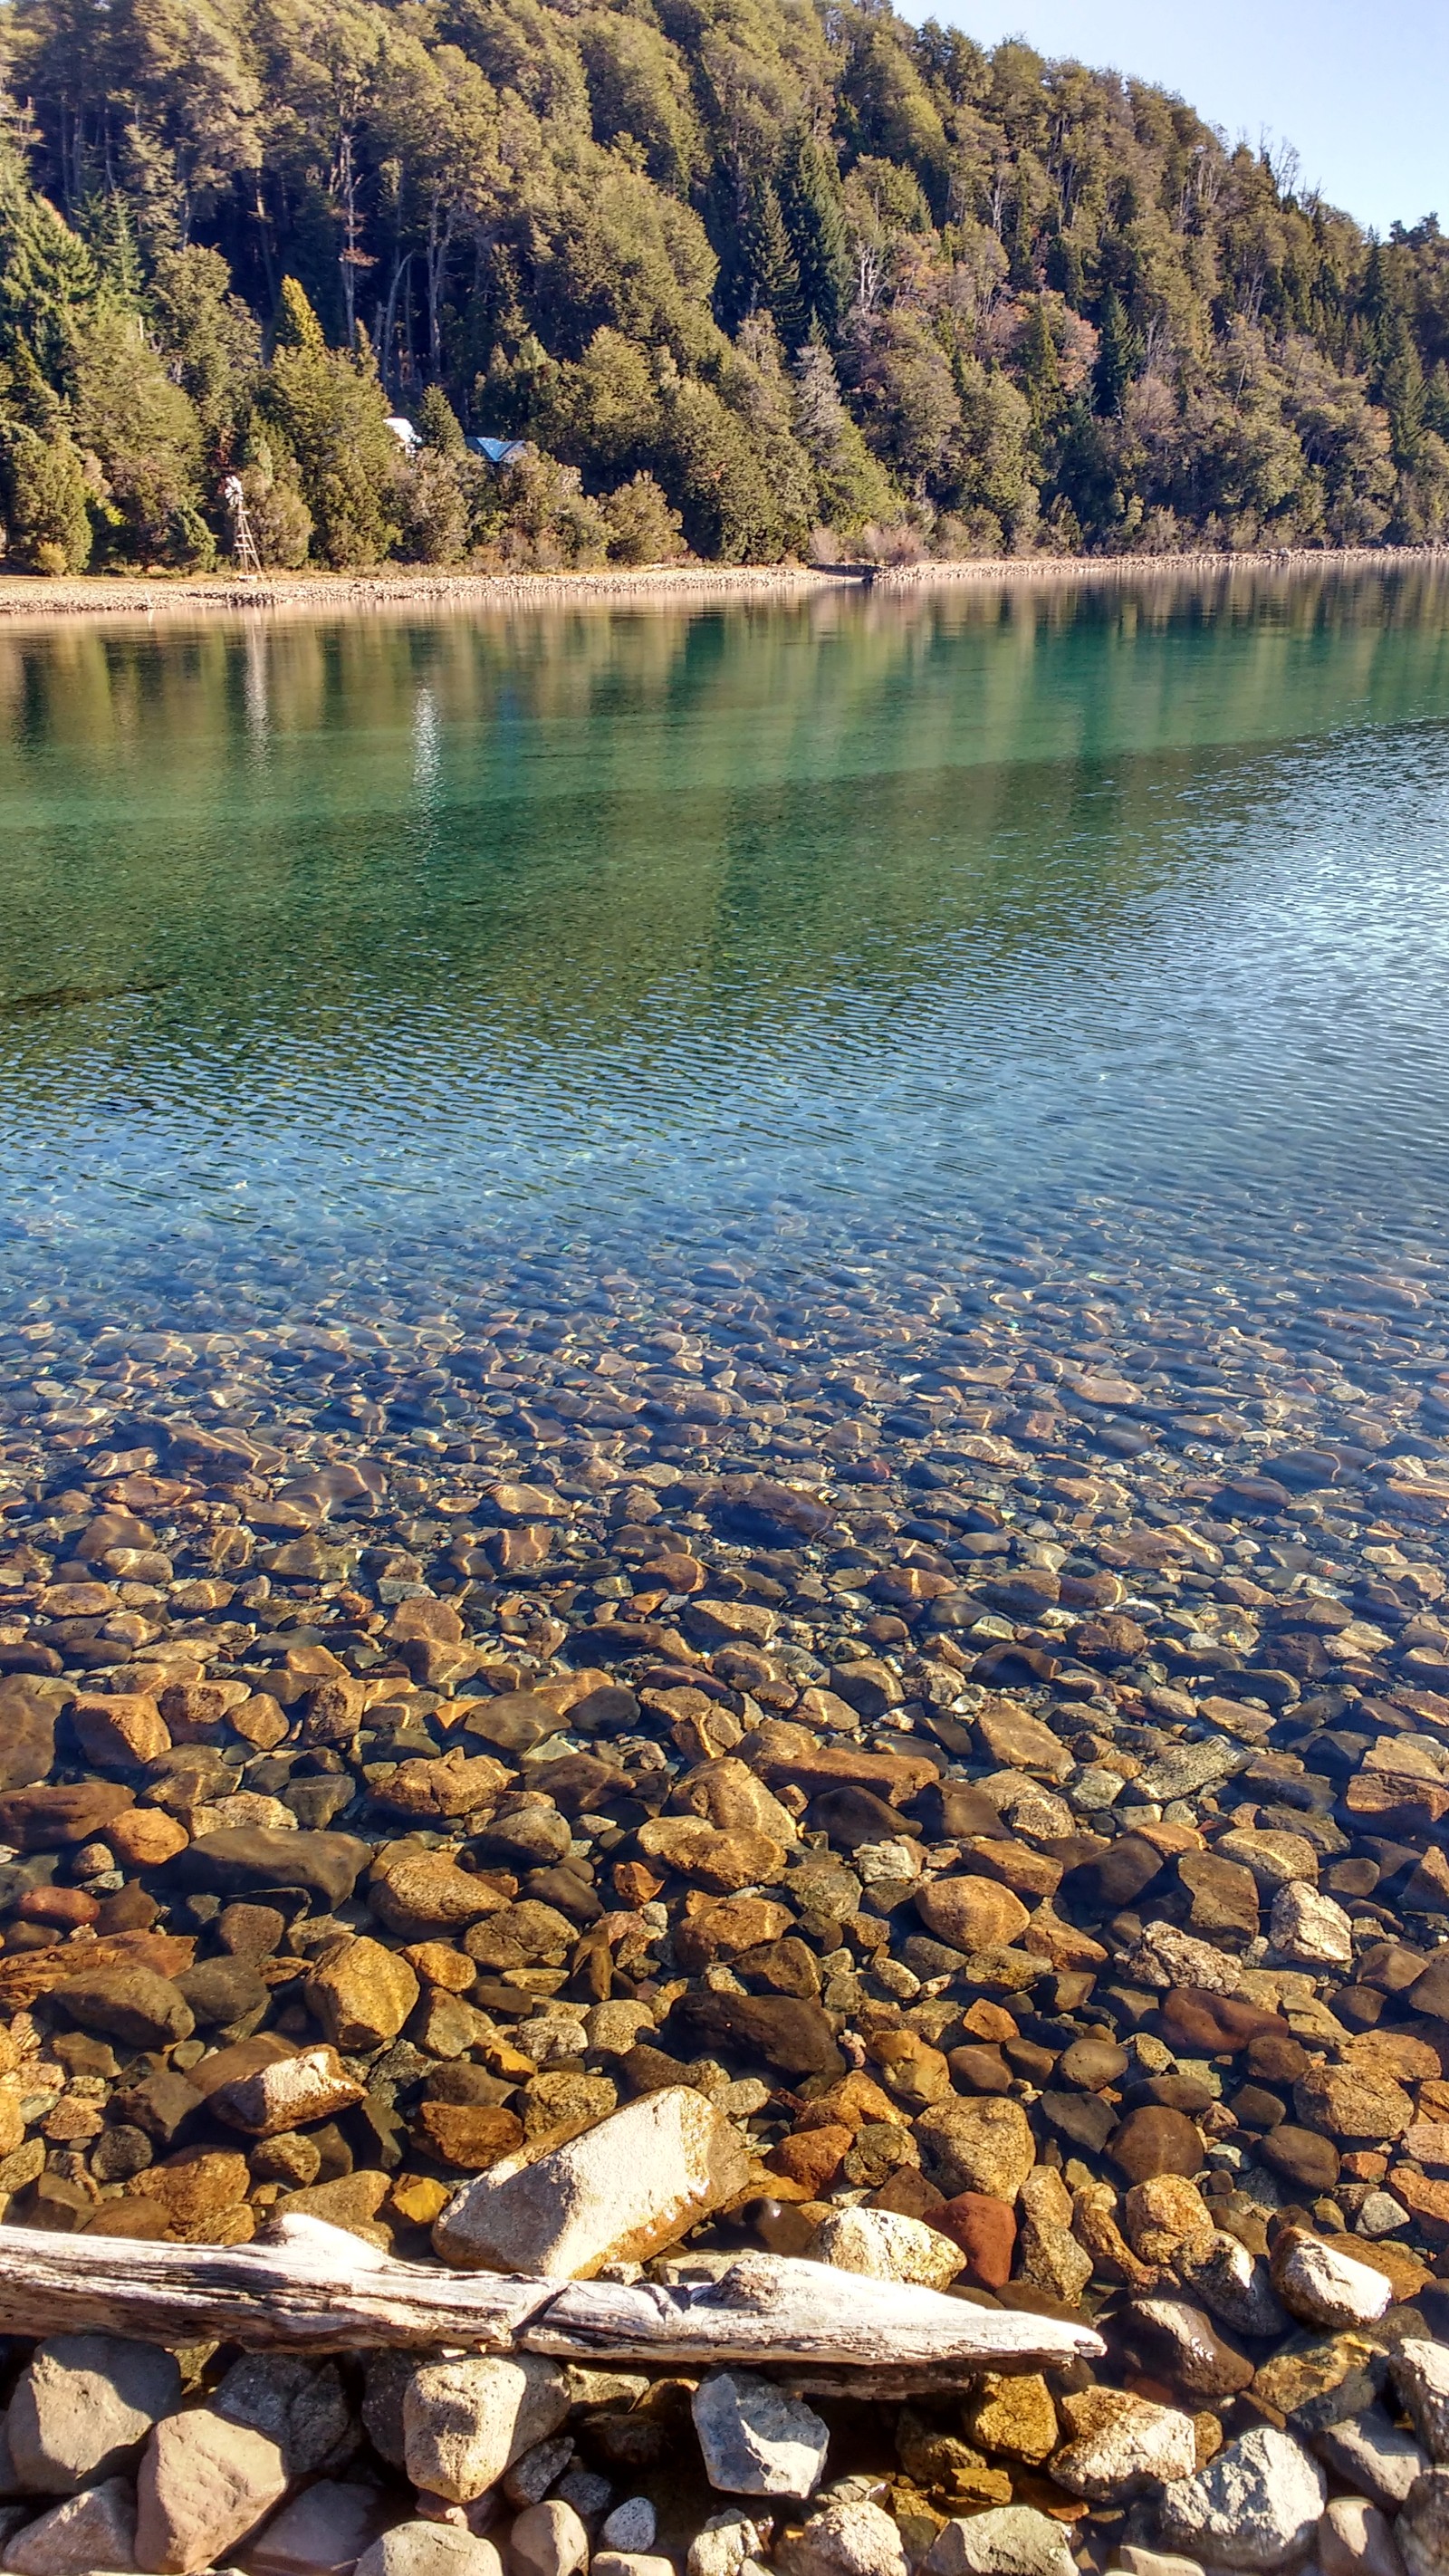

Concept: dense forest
[[0, 0, 1448, 572]]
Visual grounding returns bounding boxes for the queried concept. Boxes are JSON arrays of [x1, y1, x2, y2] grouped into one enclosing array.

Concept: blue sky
[[897, 0, 1446, 236]]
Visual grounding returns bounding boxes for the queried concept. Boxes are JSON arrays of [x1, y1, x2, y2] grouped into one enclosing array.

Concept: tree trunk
[[0, 2217, 1102, 2392]]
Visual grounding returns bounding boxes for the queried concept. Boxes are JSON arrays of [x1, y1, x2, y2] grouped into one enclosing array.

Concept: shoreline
[[0, 539, 1443, 625]]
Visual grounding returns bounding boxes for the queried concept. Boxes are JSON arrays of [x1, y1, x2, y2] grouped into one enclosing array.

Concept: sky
[[897, 0, 1447, 237]]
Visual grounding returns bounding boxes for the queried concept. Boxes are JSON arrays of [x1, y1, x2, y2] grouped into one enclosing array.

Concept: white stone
[[1119, 1925, 1243, 1994], [135, 2408, 290, 2575], [507, 2499, 590, 2576], [356, 2528, 505, 2576], [590, 2556, 675, 2576], [687, 2512, 766, 2576], [692, 2372, 829, 2498], [211, 2044, 365, 2139], [1158, 2426, 1328, 2568], [434, 2088, 749, 2279], [6, 2335, 180, 2494], [808, 2206, 964, 2289], [923, 2507, 1077, 2576], [777, 2499, 908, 2576], [1395, 2345, 1449, 2464], [1269, 1882, 1353, 1967], [1319, 2496, 1407, 2576], [1271, 2231, 1392, 2331], [405, 2358, 571, 2505], [1, 2476, 137, 2576], [1115, 2553, 1206, 2576], [600, 2501, 657, 2552], [1051, 2390, 1197, 2502]]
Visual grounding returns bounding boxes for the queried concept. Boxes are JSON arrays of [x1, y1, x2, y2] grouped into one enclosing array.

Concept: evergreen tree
[[1381, 313, 1427, 466], [417, 381, 465, 451], [743, 178, 805, 354], [779, 128, 850, 342], [1094, 288, 1142, 416]]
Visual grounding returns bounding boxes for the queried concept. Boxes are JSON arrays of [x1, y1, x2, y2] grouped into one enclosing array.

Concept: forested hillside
[[2, 0, 1449, 572]]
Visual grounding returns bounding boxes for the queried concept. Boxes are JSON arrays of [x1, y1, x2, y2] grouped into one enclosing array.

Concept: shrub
[[0, 422, 91, 571], [394, 449, 469, 562], [600, 469, 686, 562]]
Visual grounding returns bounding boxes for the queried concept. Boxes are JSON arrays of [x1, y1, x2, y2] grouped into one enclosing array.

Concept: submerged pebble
[[0, 1214, 1445, 2574]]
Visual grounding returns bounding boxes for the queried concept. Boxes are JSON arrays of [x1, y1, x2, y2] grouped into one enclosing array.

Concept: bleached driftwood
[[0, 2216, 1102, 2389]]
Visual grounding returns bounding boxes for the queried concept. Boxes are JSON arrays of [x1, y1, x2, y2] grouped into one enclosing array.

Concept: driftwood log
[[0, 2216, 1102, 2394]]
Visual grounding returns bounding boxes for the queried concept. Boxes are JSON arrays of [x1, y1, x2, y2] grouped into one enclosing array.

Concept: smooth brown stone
[[0, 1780, 136, 1849], [1258, 2122, 1341, 2191], [1106, 2106, 1204, 2182], [1156, 1987, 1291, 2054]]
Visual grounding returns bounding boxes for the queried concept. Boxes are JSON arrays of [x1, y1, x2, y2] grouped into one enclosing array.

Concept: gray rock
[[552, 2473, 610, 2523], [1319, 2495, 1408, 2576], [506, 2501, 590, 2576], [355, 2530, 504, 2576], [692, 2372, 829, 2498], [244, 2478, 395, 2576], [590, 2556, 674, 2576], [923, 2508, 1077, 2576], [135, 2408, 289, 2576], [6, 2335, 181, 2495], [1176, 2234, 1287, 2339], [214, 2354, 355, 2477], [362, 2352, 437, 2474], [776, 2500, 908, 2576], [0, 2475, 137, 2576], [404, 2358, 571, 2504], [500, 2442, 575, 2513], [1395, 2346, 1449, 2464], [1315, 2405, 1429, 2507], [599, 2502, 657, 2553], [0, 2420, 24, 2503], [1134, 1742, 1247, 1802], [1399, 2471, 1449, 2576], [1157, 2426, 1326, 2569]]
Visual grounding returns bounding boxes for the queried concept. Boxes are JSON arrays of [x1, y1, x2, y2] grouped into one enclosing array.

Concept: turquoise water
[[0, 561, 1447, 1360]]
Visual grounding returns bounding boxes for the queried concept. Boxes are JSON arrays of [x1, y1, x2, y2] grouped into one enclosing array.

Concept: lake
[[0, 563, 1443, 1597], [1, 557, 1448, 2318]]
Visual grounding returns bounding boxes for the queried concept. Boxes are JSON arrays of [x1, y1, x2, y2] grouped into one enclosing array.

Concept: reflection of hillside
[[0, 564, 1444, 1129]]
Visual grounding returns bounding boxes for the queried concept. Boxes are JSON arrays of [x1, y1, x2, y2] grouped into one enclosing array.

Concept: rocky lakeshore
[[0, 1236, 1446, 2576]]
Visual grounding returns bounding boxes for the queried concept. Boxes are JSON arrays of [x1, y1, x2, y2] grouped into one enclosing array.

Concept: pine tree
[[417, 381, 465, 451], [1380, 313, 1427, 466], [274, 275, 326, 354], [779, 128, 850, 343], [743, 178, 805, 354], [1094, 288, 1141, 416]]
